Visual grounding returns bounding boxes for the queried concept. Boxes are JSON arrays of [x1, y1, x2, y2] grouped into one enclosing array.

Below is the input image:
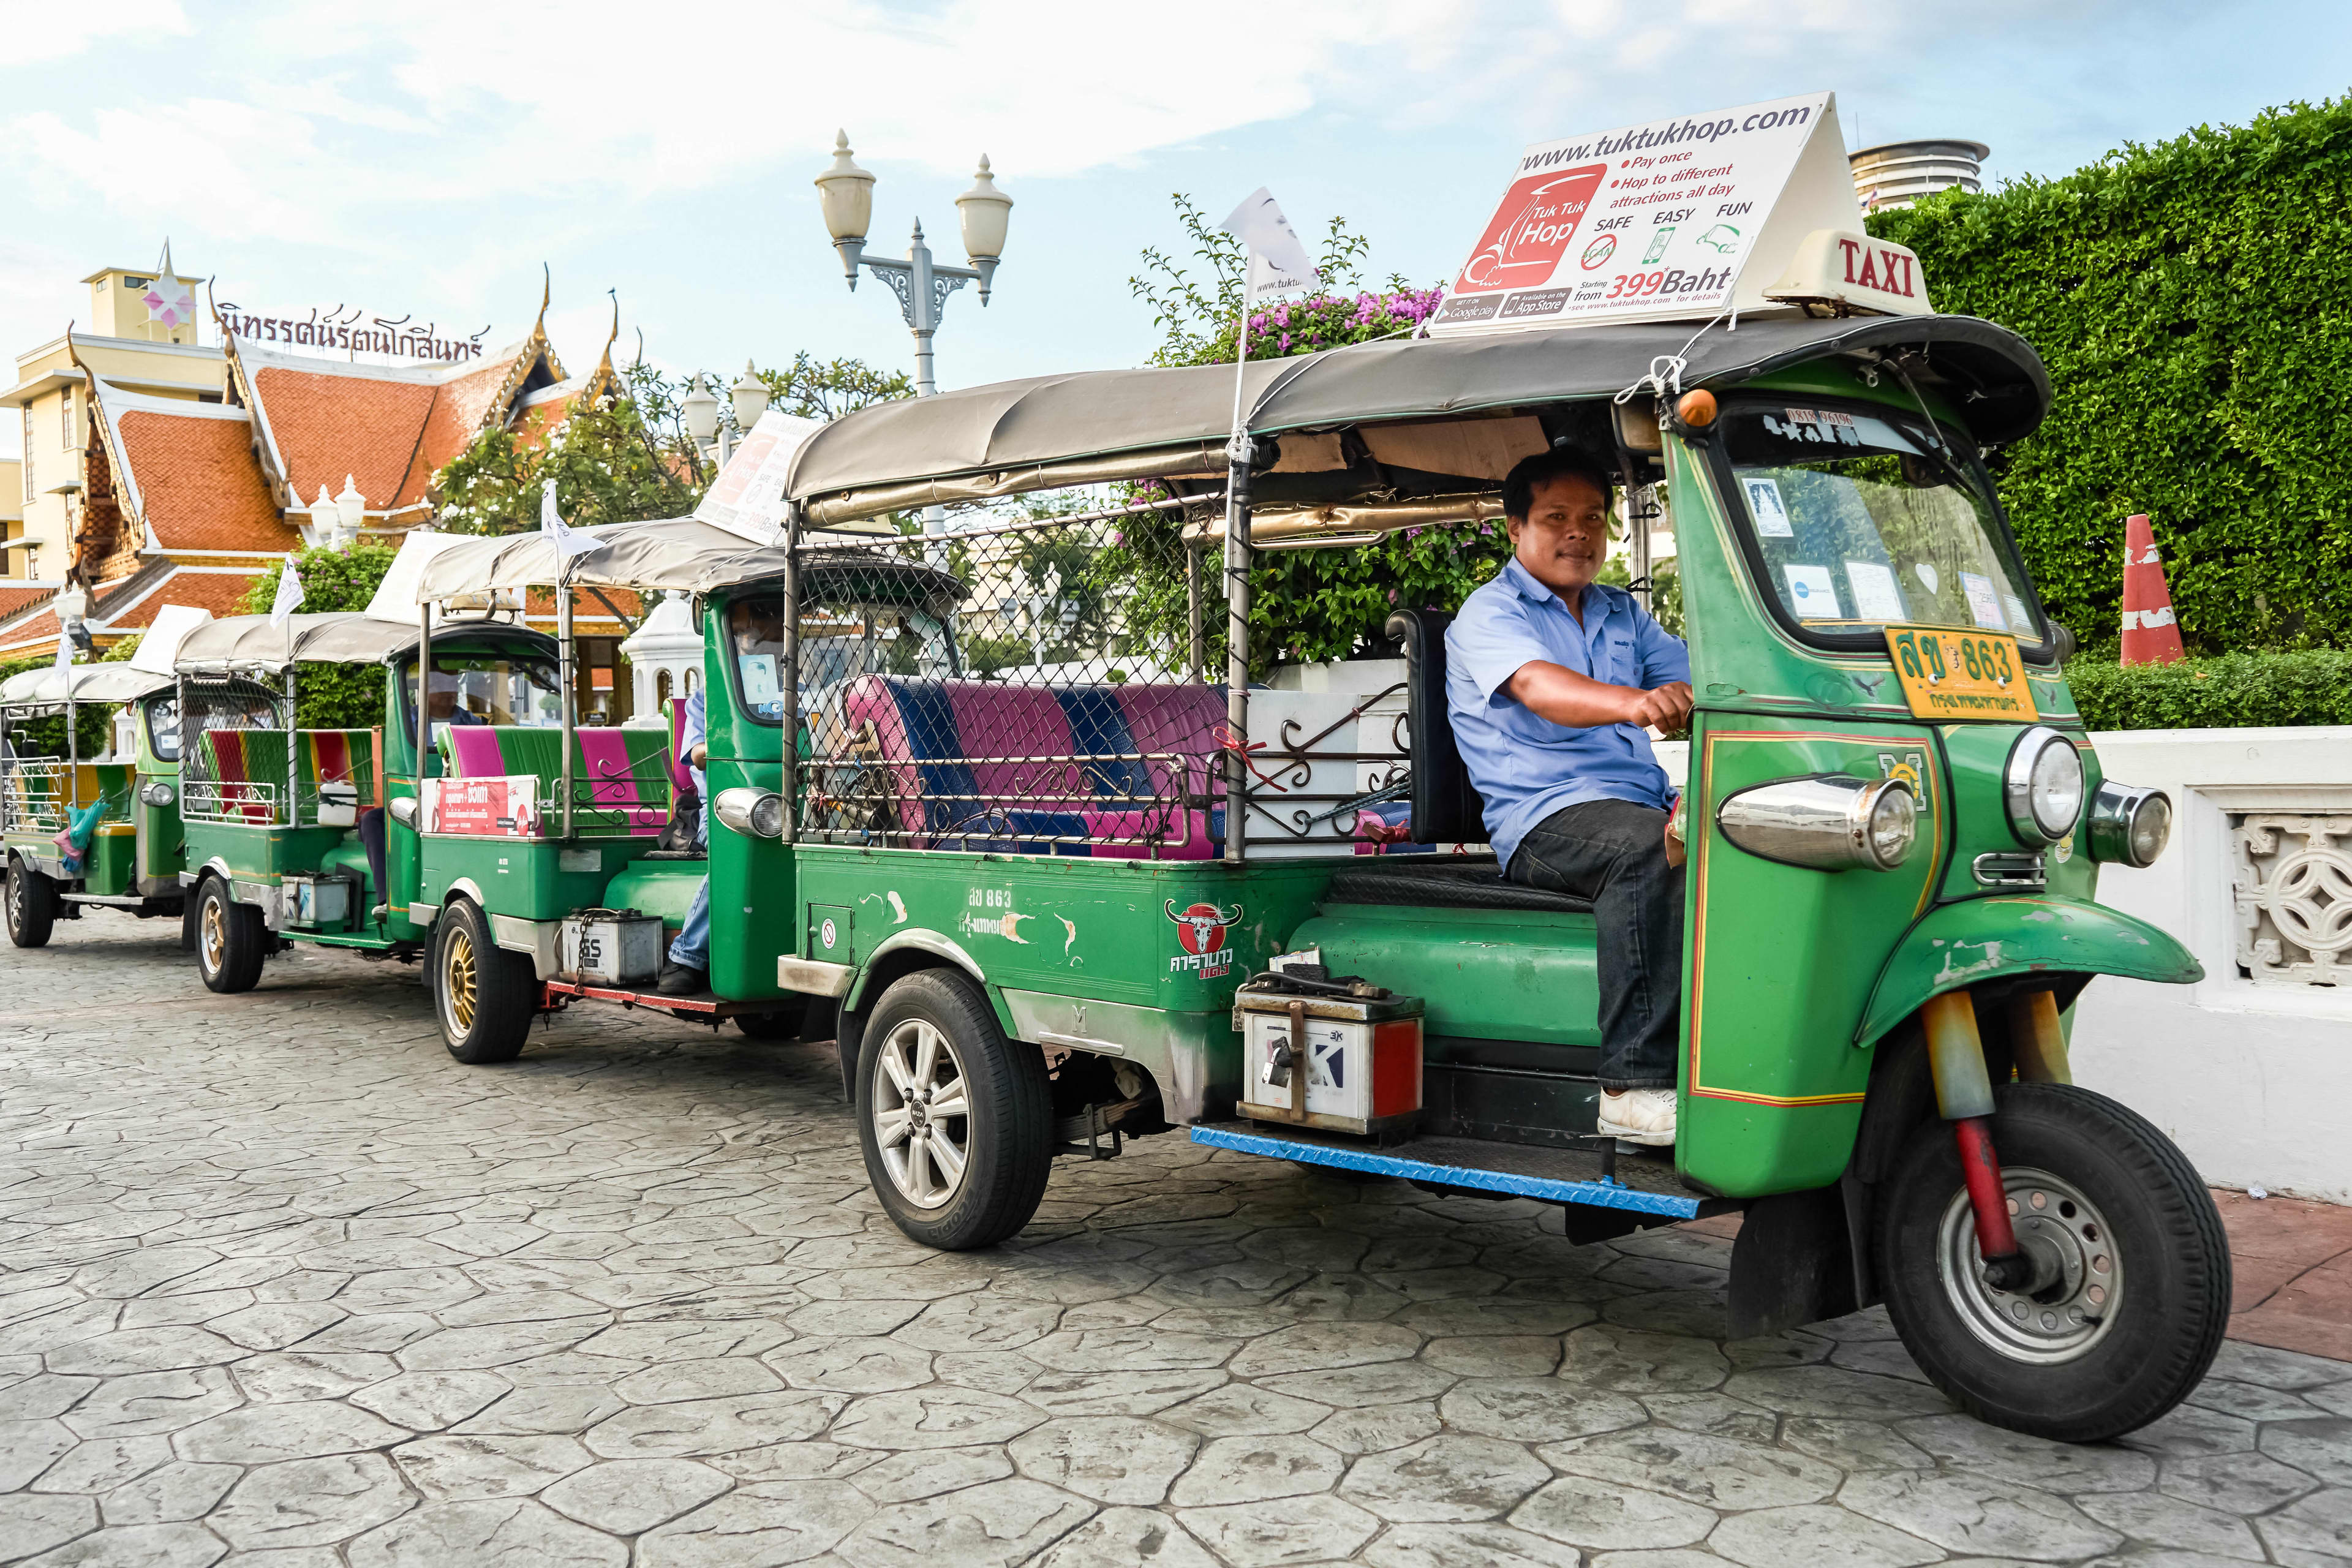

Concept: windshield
[[399, 649, 564, 743], [1719, 401, 2048, 652], [149, 688, 277, 763], [731, 594, 962, 726]]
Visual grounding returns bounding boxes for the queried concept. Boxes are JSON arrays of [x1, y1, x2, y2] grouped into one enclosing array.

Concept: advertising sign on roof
[[696, 410, 827, 546], [1428, 91, 1866, 336]]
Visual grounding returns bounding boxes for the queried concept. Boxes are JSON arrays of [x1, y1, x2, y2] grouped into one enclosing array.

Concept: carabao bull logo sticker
[[1166, 900, 1244, 978]]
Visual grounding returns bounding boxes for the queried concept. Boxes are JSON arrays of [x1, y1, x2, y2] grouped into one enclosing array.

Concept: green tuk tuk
[[171, 611, 564, 990], [3, 660, 190, 946], [412, 312, 2218, 1442]]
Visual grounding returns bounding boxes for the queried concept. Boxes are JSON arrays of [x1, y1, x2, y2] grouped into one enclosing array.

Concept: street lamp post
[[682, 362, 772, 474], [814, 132, 1011, 538]]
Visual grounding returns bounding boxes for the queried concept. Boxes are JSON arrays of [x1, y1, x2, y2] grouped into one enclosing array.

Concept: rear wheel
[[6, 859, 56, 949], [434, 900, 536, 1065], [1877, 1082, 2230, 1442], [856, 969, 1052, 1250], [733, 998, 809, 1040], [195, 878, 265, 993]]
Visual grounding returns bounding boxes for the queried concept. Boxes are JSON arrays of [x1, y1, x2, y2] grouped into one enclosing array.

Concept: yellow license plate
[[1882, 627, 2038, 722]]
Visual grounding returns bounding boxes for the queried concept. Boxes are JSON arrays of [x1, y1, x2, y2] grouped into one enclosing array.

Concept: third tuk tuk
[[413, 309, 2220, 1443]]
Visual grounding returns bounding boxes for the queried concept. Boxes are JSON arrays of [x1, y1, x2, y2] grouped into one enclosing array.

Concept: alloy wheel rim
[[443, 926, 478, 1033], [200, 897, 226, 973], [1937, 1163, 2120, 1364], [872, 1019, 972, 1210]]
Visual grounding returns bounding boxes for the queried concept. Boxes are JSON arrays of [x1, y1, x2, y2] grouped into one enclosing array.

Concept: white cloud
[[0, 1, 190, 66]]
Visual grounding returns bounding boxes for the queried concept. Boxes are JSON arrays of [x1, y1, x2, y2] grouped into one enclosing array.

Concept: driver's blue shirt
[[1445, 559, 1690, 872]]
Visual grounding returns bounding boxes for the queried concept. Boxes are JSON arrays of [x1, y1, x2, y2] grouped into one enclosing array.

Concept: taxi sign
[[1883, 627, 2038, 722]]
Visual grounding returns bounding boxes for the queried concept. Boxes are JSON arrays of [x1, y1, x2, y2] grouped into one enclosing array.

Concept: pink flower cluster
[[1242, 287, 1448, 357]]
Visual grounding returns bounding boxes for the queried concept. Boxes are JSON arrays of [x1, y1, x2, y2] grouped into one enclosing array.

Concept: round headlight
[[748, 791, 786, 840], [2089, 780, 2172, 867], [2005, 727, 2084, 845], [141, 780, 175, 808], [1864, 780, 1917, 870], [2128, 790, 2172, 865]]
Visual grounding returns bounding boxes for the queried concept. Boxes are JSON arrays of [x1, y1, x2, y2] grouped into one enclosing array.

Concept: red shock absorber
[[1953, 1115, 2024, 1284]]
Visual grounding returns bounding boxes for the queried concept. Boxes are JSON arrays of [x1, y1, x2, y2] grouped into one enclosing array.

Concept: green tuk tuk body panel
[[603, 858, 707, 929], [184, 821, 353, 885], [1856, 896, 2201, 1050], [423, 834, 658, 923], [1287, 902, 1599, 1049], [703, 586, 802, 1003]]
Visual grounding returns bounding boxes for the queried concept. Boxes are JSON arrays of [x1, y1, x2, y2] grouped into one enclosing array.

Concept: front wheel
[[1877, 1082, 2230, 1442], [856, 969, 1052, 1251], [195, 878, 266, 993], [6, 860, 56, 949], [434, 901, 537, 1065]]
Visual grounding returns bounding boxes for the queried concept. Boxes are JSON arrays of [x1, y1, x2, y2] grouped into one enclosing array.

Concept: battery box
[[279, 873, 352, 930], [1236, 977, 1423, 1136], [560, 908, 666, 986]]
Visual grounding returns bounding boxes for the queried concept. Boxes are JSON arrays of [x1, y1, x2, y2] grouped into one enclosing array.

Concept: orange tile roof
[[510, 389, 577, 452], [0, 606, 62, 657], [0, 586, 57, 624], [99, 570, 262, 629], [251, 364, 440, 511], [116, 407, 298, 554]]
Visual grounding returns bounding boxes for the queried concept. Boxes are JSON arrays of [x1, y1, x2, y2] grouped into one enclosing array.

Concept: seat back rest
[[1384, 609, 1487, 847]]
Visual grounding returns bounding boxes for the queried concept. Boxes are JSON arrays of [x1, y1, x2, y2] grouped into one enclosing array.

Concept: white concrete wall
[[2072, 726, 2352, 1203]]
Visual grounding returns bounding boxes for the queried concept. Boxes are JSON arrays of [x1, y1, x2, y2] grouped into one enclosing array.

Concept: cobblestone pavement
[[4, 919, 2350, 1568]]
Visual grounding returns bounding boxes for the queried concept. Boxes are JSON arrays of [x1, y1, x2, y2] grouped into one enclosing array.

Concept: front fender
[[1856, 895, 2201, 1047]]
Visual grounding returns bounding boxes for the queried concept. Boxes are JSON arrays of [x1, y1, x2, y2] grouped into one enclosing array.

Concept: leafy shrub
[[2066, 649, 2352, 731], [1873, 97, 2352, 655], [233, 546, 394, 729]]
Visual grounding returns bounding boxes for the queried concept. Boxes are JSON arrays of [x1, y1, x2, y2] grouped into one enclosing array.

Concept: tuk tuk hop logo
[[1456, 163, 1610, 294], [1166, 900, 1243, 979]]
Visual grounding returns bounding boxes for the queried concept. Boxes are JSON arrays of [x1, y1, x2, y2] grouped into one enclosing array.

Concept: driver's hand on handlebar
[[1622, 681, 1694, 733]]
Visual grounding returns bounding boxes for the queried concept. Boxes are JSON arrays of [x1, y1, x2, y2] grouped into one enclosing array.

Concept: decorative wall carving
[[2233, 812, 2352, 986]]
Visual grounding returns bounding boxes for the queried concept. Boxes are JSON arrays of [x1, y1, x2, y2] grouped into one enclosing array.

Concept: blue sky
[[4, 0, 2346, 457]]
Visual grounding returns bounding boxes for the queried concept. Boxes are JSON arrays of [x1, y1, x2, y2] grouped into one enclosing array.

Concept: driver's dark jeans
[[1507, 797, 1684, 1092]]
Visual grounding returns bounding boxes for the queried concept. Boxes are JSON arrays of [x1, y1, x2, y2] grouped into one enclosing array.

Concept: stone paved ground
[[3, 918, 2351, 1568]]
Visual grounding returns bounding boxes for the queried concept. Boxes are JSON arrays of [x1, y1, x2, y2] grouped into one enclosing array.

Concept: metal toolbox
[[1236, 970, 1423, 1137], [559, 908, 666, 986]]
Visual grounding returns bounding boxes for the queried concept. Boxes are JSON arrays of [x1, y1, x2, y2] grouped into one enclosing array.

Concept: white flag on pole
[[51, 631, 73, 671], [268, 556, 305, 627], [540, 481, 597, 562], [1220, 188, 1319, 297]]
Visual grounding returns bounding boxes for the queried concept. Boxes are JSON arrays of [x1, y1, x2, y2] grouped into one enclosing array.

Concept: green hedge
[[1871, 98, 2352, 655], [2066, 649, 2352, 730]]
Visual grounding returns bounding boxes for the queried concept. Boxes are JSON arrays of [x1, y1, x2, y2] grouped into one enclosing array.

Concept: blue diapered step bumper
[[1191, 1121, 1706, 1218]]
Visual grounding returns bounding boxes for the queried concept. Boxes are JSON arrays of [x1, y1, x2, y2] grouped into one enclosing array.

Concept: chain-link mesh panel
[[785, 493, 1412, 859], [176, 682, 289, 826]]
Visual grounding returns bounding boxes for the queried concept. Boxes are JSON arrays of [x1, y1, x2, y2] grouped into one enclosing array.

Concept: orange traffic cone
[[2119, 513, 2185, 666]]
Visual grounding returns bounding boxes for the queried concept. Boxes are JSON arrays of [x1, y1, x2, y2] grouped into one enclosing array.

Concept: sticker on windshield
[[739, 654, 780, 704], [1845, 561, 1909, 622], [1961, 572, 2007, 630], [2002, 593, 2035, 636], [1782, 564, 1844, 620], [1743, 477, 1795, 537]]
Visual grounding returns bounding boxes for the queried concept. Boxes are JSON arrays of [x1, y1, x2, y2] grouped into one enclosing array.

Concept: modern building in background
[[0, 247, 627, 665], [1849, 139, 1991, 213]]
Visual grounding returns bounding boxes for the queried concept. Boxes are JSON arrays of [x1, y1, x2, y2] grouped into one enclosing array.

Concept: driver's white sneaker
[[1599, 1088, 1676, 1146]]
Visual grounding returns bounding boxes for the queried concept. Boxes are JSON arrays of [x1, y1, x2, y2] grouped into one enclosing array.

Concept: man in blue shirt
[[1446, 449, 1693, 1145]]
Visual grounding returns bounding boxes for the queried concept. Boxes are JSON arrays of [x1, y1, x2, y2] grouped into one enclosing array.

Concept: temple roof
[[86, 379, 296, 557]]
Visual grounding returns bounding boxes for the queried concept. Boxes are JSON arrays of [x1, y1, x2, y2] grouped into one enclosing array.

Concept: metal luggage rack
[[2, 758, 75, 833]]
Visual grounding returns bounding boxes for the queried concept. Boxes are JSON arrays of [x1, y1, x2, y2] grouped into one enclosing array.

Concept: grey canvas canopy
[[784, 314, 2051, 525], [174, 613, 551, 674], [0, 663, 176, 708], [412, 518, 795, 603]]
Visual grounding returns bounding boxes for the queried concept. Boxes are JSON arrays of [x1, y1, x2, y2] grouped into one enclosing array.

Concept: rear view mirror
[[1613, 398, 1662, 454]]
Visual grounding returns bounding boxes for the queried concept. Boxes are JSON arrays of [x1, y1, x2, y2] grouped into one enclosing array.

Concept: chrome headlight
[[2004, 726, 2084, 845], [2087, 781, 2171, 867], [714, 786, 785, 840], [140, 780, 175, 808], [1717, 774, 1917, 872], [388, 796, 419, 828]]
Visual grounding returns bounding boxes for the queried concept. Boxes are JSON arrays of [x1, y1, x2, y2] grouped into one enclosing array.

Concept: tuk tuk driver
[[1446, 448, 1694, 1145]]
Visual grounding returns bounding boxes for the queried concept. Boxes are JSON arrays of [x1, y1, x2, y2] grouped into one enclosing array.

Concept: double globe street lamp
[[813, 132, 1011, 400], [680, 361, 774, 471]]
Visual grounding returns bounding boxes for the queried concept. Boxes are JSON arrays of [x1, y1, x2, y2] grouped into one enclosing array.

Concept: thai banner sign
[[696, 410, 827, 546], [422, 775, 541, 837], [1429, 91, 1866, 336]]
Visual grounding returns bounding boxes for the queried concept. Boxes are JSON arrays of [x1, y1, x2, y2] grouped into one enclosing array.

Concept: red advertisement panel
[[1453, 163, 1610, 295]]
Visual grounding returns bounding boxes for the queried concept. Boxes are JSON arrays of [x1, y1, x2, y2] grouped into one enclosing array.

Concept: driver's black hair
[[1502, 448, 1615, 521]]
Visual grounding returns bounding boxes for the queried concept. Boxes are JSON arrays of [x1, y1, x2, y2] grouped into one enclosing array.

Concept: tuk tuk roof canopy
[[0, 662, 177, 708], [785, 314, 2051, 524], [411, 517, 798, 604], [173, 612, 552, 673]]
